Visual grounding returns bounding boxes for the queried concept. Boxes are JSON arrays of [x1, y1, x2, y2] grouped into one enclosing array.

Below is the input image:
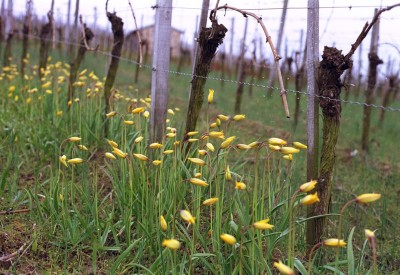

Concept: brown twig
[[79, 15, 99, 51], [344, 3, 400, 61], [0, 208, 30, 215], [128, 0, 143, 67], [0, 241, 30, 262], [212, 4, 290, 117]]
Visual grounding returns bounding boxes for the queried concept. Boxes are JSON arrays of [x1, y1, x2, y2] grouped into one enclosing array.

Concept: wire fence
[[21, 32, 400, 113]]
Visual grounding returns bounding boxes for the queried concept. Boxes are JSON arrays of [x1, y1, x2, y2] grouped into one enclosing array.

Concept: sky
[[9, 0, 400, 74]]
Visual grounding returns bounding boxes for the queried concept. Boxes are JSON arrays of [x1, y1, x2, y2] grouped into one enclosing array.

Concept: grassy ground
[[1, 41, 399, 273]]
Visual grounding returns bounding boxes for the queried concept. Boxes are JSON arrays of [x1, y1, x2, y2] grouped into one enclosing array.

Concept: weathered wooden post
[[150, 0, 173, 142], [361, 9, 383, 151], [305, 0, 320, 248]]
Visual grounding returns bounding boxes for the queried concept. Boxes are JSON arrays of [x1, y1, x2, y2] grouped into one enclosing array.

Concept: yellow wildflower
[[225, 165, 232, 181], [187, 131, 198, 136], [134, 136, 143, 143], [152, 160, 162, 166], [198, 149, 207, 156], [293, 141, 307, 149], [143, 110, 150, 118], [220, 136, 236, 149], [202, 197, 219, 206], [149, 142, 163, 149], [269, 144, 281, 151], [166, 132, 176, 138], [280, 147, 300, 154], [356, 193, 381, 204], [208, 89, 214, 104], [106, 111, 117, 118], [163, 150, 174, 155], [268, 138, 287, 146], [123, 120, 134, 125], [209, 131, 225, 139], [220, 234, 236, 245], [189, 178, 209, 187], [235, 181, 246, 190], [283, 154, 293, 161], [108, 140, 118, 148], [233, 114, 245, 121], [133, 153, 148, 161], [105, 152, 117, 160], [180, 210, 195, 224], [162, 239, 180, 250], [113, 148, 128, 158], [160, 215, 167, 231], [323, 238, 347, 248], [301, 192, 320, 205], [78, 145, 88, 151], [217, 114, 230, 121], [59, 155, 68, 167], [248, 141, 261, 148], [206, 143, 215, 152], [273, 260, 294, 275], [132, 107, 145, 114], [67, 158, 84, 164], [237, 144, 251, 150], [365, 229, 375, 239], [68, 136, 81, 142], [188, 158, 206, 166], [299, 180, 317, 193], [253, 220, 274, 230]]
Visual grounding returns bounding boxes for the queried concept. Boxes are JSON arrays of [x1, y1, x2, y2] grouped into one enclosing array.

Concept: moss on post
[[306, 46, 351, 246]]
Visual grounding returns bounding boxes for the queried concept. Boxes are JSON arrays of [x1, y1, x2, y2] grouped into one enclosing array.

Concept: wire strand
[[23, 33, 400, 113]]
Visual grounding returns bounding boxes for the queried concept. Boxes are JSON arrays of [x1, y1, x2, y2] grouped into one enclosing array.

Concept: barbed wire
[[22, 33, 400, 113]]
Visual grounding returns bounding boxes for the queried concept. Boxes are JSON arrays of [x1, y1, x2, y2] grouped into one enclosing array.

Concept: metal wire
[[24, 33, 400, 113]]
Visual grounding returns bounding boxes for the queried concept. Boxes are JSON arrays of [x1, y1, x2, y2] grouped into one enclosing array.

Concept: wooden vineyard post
[[233, 17, 248, 114], [305, 0, 320, 250], [150, 0, 172, 143], [361, 9, 383, 151]]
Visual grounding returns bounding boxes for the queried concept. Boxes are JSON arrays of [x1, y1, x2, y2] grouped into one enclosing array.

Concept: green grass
[[0, 41, 399, 274]]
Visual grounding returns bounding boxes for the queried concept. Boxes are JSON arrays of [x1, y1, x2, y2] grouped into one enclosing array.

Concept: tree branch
[[128, 0, 143, 67], [79, 15, 98, 51], [344, 3, 400, 61], [212, 4, 290, 117]]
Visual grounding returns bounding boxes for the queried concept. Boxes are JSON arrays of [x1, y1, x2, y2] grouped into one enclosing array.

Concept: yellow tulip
[[68, 136, 81, 142], [356, 193, 381, 204], [202, 197, 219, 206], [206, 143, 215, 152], [188, 157, 206, 166], [233, 114, 245, 121], [149, 142, 163, 149], [300, 192, 320, 205], [105, 152, 117, 160], [59, 155, 68, 167], [208, 88, 214, 104], [152, 160, 162, 166], [253, 221, 274, 230], [134, 136, 144, 143], [113, 148, 127, 158], [123, 120, 134, 125], [293, 141, 307, 149], [283, 154, 293, 161], [189, 178, 208, 187], [217, 114, 230, 121], [269, 144, 281, 151], [220, 136, 236, 149], [160, 215, 167, 231], [106, 111, 117, 118], [268, 138, 287, 146], [78, 145, 88, 151], [67, 158, 84, 164], [235, 181, 246, 190], [280, 147, 300, 154], [180, 210, 195, 224], [163, 150, 174, 155], [299, 180, 317, 193], [133, 153, 148, 161], [236, 144, 251, 150], [323, 238, 347, 248], [209, 131, 225, 139], [273, 260, 294, 275], [132, 107, 145, 114], [220, 233, 236, 245], [365, 229, 375, 239], [108, 140, 118, 148], [225, 165, 232, 181], [162, 239, 180, 250], [187, 131, 198, 136]]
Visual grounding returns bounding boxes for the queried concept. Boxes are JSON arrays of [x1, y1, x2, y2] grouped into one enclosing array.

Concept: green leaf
[[294, 258, 308, 274], [347, 226, 356, 275]]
